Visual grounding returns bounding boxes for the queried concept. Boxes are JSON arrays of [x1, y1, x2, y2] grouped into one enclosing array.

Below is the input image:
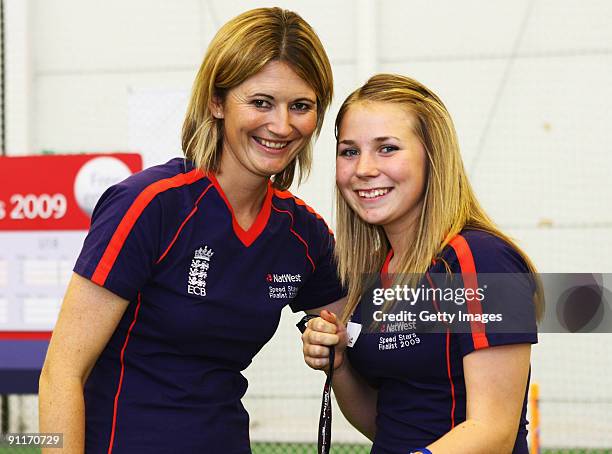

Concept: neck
[[383, 215, 420, 272], [216, 172, 269, 216], [216, 153, 270, 220]]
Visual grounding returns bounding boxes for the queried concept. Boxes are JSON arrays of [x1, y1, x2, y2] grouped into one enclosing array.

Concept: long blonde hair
[[182, 7, 333, 190], [334, 74, 542, 322]]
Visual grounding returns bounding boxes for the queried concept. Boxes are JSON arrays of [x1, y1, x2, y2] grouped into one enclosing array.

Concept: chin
[[256, 165, 290, 179], [363, 217, 387, 226], [364, 207, 398, 226], [353, 210, 385, 226], [265, 161, 292, 174]]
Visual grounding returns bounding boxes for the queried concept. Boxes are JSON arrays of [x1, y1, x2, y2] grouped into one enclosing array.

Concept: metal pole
[[1, 0, 5, 157], [0, 0, 9, 436], [356, 0, 377, 85]]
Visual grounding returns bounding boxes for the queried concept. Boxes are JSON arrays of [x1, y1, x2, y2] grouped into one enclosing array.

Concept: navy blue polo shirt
[[346, 229, 538, 454], [73, 158, 345, 453]]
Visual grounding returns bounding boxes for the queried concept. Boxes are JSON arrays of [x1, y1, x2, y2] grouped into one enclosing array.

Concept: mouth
[[355, 187, 393, 200], [253, 136, 291, 153]]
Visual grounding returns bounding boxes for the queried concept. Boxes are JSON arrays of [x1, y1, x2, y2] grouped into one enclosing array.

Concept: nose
[[355, 152, 380, 178], [267, 108, 293, 137]]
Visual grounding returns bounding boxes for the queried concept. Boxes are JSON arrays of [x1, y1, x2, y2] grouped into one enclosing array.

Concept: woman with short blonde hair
[[40, 8, 344, 453]]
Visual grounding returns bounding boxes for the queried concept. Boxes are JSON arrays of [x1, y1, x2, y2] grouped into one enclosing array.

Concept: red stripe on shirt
[[380, 249, 394, 289], [208, 174, 273, 247], [271, 204, 315, 272], [91, 169, 205, 286], [425, 271, 456, 428], [273, 189, 333, 235], [445, 328, 457, 429], [156, 183, 214, 264], [107, 294, 142, 454], [448, 234, 489, 350]]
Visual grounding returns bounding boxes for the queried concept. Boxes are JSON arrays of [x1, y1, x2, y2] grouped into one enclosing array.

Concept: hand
[[302, 310, 348, 371]]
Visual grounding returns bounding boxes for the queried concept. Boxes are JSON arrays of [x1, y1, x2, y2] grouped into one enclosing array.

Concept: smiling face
[[336, 101, 428, 235], [213, 60, 318, 182]]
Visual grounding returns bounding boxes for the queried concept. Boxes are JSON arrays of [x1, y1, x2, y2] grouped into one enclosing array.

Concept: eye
[[291, 102, 314, 112], [252, 99, 272, 109], [338, 148, 358, 158], [380, 145, 399, 154]]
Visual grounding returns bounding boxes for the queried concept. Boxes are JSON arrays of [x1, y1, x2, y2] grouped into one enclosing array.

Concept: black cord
[[296, 315, 335, 453], [317, 347, 334, 454]]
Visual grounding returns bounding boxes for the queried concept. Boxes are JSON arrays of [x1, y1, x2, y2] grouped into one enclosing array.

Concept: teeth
[[257, 138, 289, 149], [358, 188, 390, 199]]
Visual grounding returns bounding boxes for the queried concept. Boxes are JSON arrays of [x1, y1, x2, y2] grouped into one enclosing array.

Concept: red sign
[[0, 153, 142, 231]]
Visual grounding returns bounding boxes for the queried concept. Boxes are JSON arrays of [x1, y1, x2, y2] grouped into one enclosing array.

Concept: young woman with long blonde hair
[[302, 74, 541, 454]]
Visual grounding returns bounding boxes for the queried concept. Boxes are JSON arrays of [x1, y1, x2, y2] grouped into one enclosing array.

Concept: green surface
[[252, 443, 369, 453]]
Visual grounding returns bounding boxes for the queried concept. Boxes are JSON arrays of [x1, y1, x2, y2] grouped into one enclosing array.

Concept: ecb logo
[[187, 245, 214, 297]]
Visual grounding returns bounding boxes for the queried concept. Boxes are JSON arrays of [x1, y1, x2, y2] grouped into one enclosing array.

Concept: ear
[[209, 96, 224, 119]]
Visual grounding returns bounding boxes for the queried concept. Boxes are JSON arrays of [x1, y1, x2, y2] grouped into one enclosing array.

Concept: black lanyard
[[296, 314, 335, 453], [318, 346, 334, 454]]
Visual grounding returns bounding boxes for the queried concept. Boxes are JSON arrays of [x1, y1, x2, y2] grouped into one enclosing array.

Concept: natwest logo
[[267, 273, 302, 283]]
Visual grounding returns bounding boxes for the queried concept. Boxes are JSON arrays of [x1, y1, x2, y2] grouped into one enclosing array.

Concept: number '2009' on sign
[[0, 193, 67, 220]]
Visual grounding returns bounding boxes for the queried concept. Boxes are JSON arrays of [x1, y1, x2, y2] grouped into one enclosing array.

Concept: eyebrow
[[338, 136, 400, 145], [250, 93, 316, 104]]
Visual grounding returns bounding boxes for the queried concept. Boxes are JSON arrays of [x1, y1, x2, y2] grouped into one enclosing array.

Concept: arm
[[39, 273, 130, 454], [422, 343, 532, 454], [302, 310, 378, 440], [330, 356, 378, 440], [304, 296, 347, 317]]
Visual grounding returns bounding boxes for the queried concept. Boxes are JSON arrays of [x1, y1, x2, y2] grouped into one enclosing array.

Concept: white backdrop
[[4, 0, 612, 448]]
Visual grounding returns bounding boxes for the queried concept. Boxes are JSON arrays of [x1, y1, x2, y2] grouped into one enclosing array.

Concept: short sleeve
[[290, 227, 346, 312], [73, 182, 162, 301], [448, 232, 539, 357]]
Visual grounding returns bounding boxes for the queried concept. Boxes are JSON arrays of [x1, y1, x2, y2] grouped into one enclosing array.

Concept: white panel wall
[[5, 0, 32, 155], [521, 0, 612, 53], [33, 1, 203, 72], [379, 0, 533, 59], [30, 0, 203, 153], [5, 0, 612, 448]]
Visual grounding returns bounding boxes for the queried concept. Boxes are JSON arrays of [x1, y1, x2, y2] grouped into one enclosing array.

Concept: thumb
[[320, 310, 348, 354], [320, 309, 341, 328]]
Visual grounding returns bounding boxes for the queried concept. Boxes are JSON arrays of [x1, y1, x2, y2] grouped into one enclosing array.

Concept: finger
[[304, 328, 338, 346], [303, 343, 331, 358], [305, 356, 329, 370], [308, 317, 337, 334], [321, 310, 347, 337], [307, 330, 339, 347], [320, 309, 337, 325]]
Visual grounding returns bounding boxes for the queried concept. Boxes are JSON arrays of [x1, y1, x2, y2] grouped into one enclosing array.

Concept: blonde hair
[[182, 7, 333, 190], [334, 74, 542, 323]]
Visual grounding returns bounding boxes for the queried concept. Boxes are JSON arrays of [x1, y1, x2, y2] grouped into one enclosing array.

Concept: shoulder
[[93, 158, 210, 219], [440, 229, 529, 274], [271, 189, 334, 236], [109, 157, 208, 201]]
